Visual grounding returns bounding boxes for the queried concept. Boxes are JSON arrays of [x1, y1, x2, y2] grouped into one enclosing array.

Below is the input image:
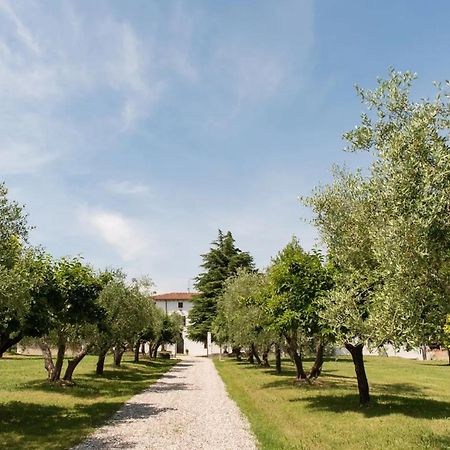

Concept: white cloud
[[106, 180, 152, 196], [79, 208, 152, 261]]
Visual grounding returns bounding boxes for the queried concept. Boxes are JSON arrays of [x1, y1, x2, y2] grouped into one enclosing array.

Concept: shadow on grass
[[0, 400, 175, 449], [260, 370, 430, 399], [0, 355, 44, 361], [0, 400, 122, 448], [291, 392, 450, 419], [20, 360, 176, 399], [260, 374, 357, 390]]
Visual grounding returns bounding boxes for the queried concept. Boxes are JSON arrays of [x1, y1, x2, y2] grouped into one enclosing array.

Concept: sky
[[1, 0, 450, 292]]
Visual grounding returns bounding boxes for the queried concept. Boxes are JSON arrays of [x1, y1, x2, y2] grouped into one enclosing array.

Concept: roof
[[152, 292, 198, 301]]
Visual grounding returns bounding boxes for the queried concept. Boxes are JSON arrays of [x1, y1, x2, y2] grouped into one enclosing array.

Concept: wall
[[154, 299, 221, 357], [335, 344, 448, 361]]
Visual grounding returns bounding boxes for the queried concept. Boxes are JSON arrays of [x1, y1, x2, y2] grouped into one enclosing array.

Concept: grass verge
[[0, 353, 178, 450], [214, 355, 450, 450]]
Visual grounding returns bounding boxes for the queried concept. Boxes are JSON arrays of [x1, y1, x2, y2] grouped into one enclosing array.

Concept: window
[[178, 301, 183, 309]]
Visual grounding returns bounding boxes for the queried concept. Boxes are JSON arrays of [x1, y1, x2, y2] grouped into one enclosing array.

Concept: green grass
[[0, 353, 178, 450], [214, 355, 450, 450]]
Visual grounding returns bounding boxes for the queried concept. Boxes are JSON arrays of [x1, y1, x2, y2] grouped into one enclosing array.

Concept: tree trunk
[[141, 341, 146, 354], [39, 341, 55, 380], [113, 347, 124, 366], [275, 343, 282, 374], [247, 348, 255, 364], [134, 340, 140, 363], [63, 344, 89, 382], [0, 332, 23, 357], [96, 348, 108, 375], [309, 340, 325, 379], [152, 341, 161, 358], [51, 337, 66, 382], [261, 346, 270, 367], [251, 343, 262, 365], [232, 346, 242, 361], [447, 347, 450, 366], [421, 345, 427, 360], [285, 333, 306, 380], [345, 342, 370, 406]]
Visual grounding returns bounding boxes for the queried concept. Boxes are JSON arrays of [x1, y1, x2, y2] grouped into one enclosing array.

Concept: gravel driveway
[[73, 357, 258, 450]]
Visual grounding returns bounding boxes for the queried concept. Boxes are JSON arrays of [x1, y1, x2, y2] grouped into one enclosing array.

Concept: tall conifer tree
[[188, 230, 254, 343]]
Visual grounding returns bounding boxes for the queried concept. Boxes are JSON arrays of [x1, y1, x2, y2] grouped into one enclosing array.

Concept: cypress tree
[[188, 230, 254, 343]]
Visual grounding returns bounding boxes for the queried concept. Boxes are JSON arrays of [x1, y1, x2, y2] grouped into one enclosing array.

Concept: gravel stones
[[73, 357, 258, 450]]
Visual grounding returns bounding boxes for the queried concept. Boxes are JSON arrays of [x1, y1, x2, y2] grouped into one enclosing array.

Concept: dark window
[[178, 301, 183, 309]]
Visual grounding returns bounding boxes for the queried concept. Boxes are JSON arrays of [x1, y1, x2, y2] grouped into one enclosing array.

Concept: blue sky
[[1, 1, 449, 292]]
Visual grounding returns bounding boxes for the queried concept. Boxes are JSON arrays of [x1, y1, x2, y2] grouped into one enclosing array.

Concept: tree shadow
[[74, 436, 135, 449], [104, 402, 176, 422], [0, 400, 176, 450], [126, 358, 179, 368], [151, 381, 197, 392], [0, 355, 44, 361], [292, 392, 450, 419], [20, 364, 174, 399], [261, 374, 356, 391], [0, 400, 122, 449], [171, 362, 193, 368]]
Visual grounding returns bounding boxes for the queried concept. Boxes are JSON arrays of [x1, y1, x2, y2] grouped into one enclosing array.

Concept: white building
[[152, 292, 220, 357]]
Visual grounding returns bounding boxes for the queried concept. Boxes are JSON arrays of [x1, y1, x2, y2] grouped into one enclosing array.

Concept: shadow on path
[[113, 402, 176, 422]]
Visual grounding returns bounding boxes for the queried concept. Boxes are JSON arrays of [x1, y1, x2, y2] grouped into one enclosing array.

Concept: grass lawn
[[214, 355, 450, 450], [0, 353, 177, 450]]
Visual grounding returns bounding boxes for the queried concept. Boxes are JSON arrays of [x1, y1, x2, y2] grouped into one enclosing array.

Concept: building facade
[[152, 292, 220, 357]]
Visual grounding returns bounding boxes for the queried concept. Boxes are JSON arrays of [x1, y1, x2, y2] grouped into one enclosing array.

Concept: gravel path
[[73, 357, 258, 450]]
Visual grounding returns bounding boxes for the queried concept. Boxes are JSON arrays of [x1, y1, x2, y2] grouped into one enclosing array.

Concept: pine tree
[[188, 230, 254, 343]]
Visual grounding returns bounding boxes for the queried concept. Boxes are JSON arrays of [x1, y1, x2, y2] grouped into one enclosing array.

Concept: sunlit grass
[[0, 353, 177, 450], [214, 355, 450, 450]]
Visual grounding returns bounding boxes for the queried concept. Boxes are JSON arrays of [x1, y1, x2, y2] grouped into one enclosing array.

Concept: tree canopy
[[305, 69, 450, 404], [188, 230, 254, 343]]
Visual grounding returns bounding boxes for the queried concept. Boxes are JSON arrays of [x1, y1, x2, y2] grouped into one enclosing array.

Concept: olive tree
[[306, 69, 450, 405], [0, 182, 32, 355], [266, 238, 333, 380], [94, 275, 156, 372], [214, 269, 276, 367], [39, 257, 103, 382]]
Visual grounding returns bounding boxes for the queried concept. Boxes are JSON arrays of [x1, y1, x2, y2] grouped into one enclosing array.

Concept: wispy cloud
[[106, 21, 166, 130], [79, 208, 152, 261], [105, 180, 152, 196], [0, 1, 199, 174], [217, 46, 285, 106], [0, 0, 41, 54]]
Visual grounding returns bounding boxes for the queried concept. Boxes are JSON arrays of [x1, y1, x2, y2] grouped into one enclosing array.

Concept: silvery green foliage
[[307, 69, 450, 347], [0, 183, 33, 322], [96, 276, 157, 349], [0, 182, 29, 268], [214, 269, 274, 349]]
